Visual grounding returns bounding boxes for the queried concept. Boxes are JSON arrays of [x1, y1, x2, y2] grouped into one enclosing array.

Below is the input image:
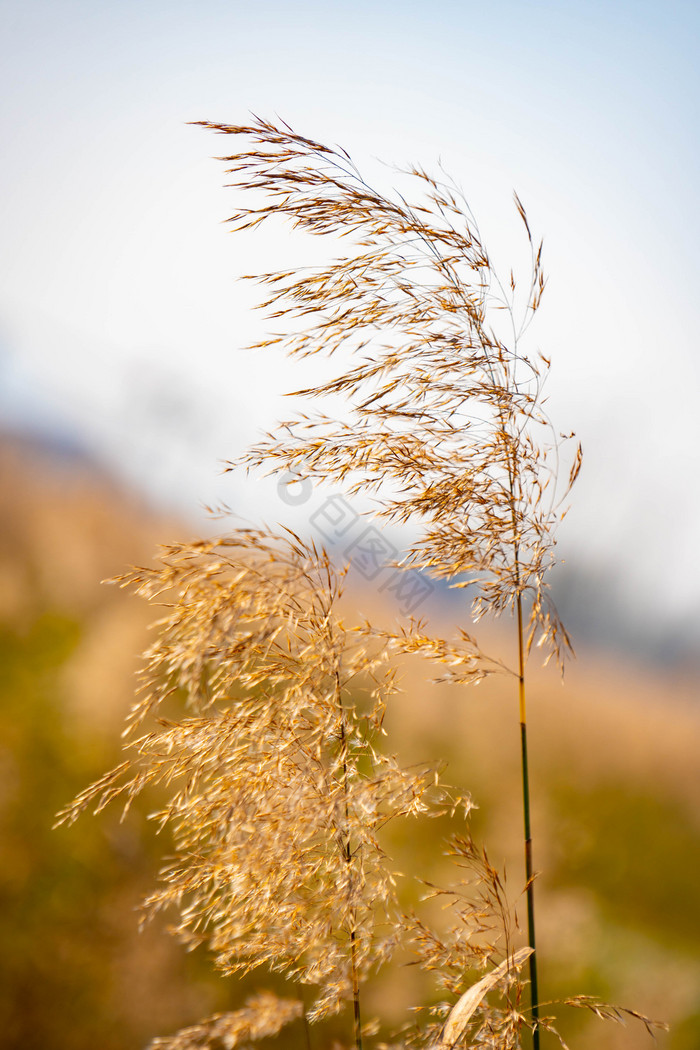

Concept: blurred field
[[1, 434, 698, 1049]]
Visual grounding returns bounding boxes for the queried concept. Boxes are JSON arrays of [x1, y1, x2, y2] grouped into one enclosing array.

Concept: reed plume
[[195, 115, 585, 1047], [56, 115, 666, 1050], [57, 527, 537, 1049]]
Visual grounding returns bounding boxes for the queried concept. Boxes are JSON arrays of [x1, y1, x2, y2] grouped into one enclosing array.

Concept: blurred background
[[1, 1, 698, 1047]]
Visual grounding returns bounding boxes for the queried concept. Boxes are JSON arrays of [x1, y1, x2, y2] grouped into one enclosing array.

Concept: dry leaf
[[434, 947, 533, 1049]]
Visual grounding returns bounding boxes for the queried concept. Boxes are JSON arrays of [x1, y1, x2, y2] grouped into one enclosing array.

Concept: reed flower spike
[[57, 528, 459, 1047], [196, 115, 585, 1047], [56, 116, 666, 1050]]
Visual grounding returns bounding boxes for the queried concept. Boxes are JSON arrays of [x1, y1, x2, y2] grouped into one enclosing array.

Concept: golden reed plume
[[57, 116, 665, 1050]]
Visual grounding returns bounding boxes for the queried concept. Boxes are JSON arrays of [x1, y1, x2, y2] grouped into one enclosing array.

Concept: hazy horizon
[[2, 0, 699, 643]]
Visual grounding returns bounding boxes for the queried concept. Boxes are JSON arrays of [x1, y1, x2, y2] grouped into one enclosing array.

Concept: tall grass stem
[[336, 669, 363, 1050], [517, 591, 539, 1050]]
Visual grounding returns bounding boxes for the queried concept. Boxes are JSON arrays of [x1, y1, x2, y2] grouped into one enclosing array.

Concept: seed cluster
[[56, 118, 663, 1050]]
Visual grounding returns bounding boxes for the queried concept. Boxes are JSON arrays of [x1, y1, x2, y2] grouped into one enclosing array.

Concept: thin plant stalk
[[335, 667, 363, 1050], [516, 592, 539, 1050], [508, 444, 540, 1047]]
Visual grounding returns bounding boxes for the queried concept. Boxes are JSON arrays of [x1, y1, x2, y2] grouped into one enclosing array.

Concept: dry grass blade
[[434, 947, 533, 1050]]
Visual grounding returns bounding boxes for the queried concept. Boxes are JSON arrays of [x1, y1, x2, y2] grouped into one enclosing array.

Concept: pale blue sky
[[1, 0, 699, 629]]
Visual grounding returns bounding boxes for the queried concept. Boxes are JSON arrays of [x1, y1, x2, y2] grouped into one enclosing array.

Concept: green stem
[[300, 993, 313, 1050], [505, 429, 540, 1050], [516, 591, 540, 1050]]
